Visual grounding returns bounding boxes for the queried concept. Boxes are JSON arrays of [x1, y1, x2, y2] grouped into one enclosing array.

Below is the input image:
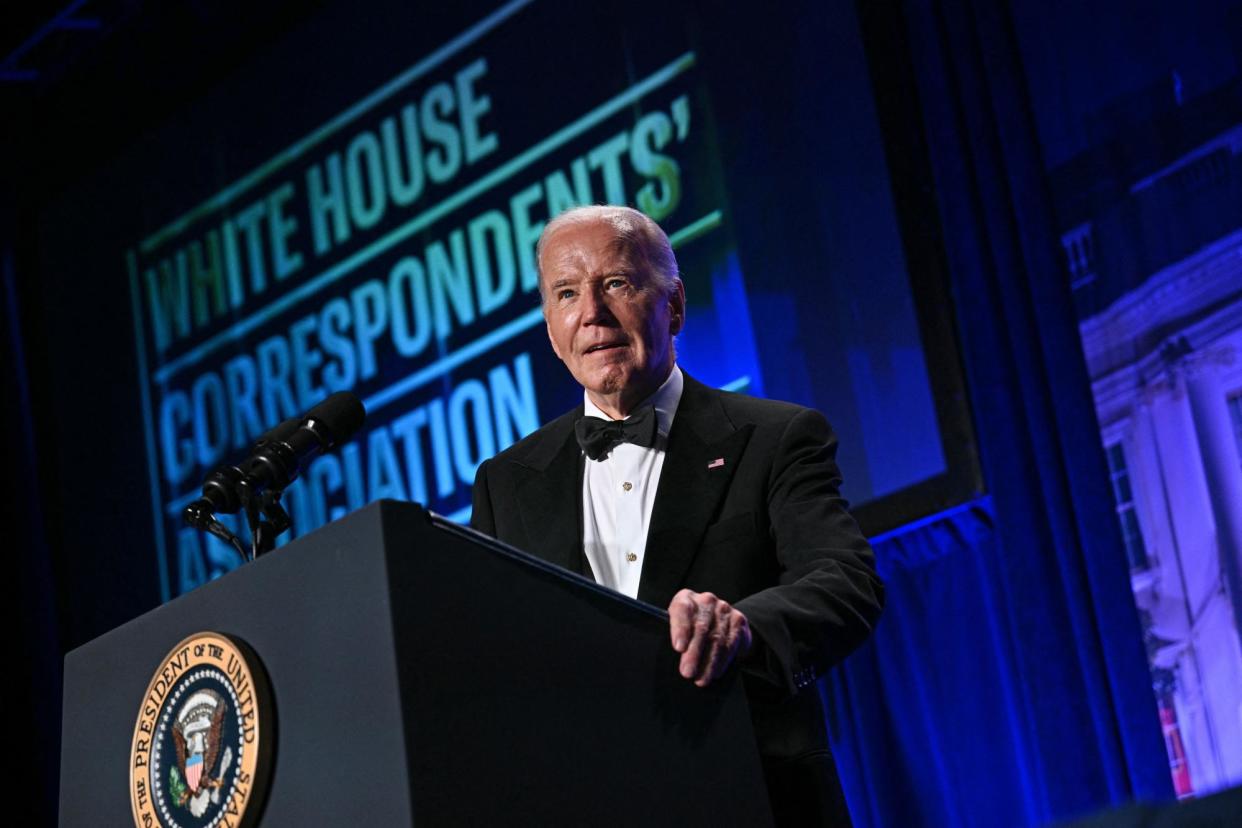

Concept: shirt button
[[626, 552, 637, 563], [622, 481, 633, 492]]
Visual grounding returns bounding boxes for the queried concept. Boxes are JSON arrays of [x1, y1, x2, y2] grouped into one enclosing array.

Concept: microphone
[[183, 392, 366, 528], [183, 391, 366, 560], [238, 391, 367, 495], [183, 416, 302, 530]]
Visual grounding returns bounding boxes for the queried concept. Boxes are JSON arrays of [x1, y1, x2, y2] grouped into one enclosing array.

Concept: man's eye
[[605, 278, 627, 289], [557, 288, 576, 300]]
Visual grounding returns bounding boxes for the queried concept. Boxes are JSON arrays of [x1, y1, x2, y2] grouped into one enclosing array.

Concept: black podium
[[60, 500, 772, 825]]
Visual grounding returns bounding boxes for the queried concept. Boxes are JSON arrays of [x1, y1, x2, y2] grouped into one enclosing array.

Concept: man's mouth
[[584, 342, 627, 354]]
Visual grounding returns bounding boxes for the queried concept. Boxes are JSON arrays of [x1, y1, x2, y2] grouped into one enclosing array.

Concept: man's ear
[[668, 278, 687, 336]]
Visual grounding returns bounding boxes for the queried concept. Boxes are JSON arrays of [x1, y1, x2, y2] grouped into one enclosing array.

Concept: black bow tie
[[575, 406, 659, 460]]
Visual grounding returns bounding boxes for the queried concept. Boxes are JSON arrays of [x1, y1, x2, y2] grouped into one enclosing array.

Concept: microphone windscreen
[[307, 392, 366, 444]]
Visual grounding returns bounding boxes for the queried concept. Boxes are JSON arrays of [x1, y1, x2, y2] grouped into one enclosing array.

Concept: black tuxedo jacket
[[470, 372, 883, 825]]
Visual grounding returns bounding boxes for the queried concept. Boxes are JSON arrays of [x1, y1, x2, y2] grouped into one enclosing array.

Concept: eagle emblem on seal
[[169, 688, 234, 817]]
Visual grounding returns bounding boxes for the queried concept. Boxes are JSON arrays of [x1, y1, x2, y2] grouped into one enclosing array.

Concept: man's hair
[[535, 205, 681, 302]]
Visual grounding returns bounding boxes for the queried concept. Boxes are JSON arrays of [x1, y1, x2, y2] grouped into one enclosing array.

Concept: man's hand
[[668, 589, 753, 687]]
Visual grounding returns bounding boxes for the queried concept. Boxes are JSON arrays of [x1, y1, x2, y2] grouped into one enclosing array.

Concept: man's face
[[539, 219, 684, 412]]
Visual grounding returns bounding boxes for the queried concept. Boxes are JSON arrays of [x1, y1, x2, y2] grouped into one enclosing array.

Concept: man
[[470, 205, 883, 825]]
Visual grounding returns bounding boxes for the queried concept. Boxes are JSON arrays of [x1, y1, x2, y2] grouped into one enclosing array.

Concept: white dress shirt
[[581, 365, 684, 599]]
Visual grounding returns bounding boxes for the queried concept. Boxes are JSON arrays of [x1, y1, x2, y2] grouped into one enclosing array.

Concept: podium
[[60, 500, 772, 825]]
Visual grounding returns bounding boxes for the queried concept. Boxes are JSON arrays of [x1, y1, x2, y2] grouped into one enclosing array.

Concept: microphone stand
[[242, 485, 292, 559], [183, 500, 251, 564], [183, 477, 292, 562]]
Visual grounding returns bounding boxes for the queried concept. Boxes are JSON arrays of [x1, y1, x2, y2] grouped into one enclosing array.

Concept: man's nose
[[580, 286, 615, 325]]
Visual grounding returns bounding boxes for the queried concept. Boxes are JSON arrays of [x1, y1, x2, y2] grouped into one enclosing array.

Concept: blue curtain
[[826, 496, 1171, 827], [824, 0, 1177, 824], [828, 500, 1025, 827]]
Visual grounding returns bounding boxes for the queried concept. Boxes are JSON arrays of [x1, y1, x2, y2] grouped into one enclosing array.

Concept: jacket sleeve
[[735, 407, 885, 697], [470, 458, 498, 537]]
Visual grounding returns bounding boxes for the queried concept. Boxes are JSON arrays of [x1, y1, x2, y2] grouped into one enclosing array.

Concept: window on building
[[1106, 442, 1149, 571]]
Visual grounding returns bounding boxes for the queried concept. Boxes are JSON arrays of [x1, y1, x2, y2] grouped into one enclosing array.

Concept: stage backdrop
[[37, 0, 975, 601]]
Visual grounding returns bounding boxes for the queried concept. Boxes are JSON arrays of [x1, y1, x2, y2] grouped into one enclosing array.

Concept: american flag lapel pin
[[707, 457, 725, 469]]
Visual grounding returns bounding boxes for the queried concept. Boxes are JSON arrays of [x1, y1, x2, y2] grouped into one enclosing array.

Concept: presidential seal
[[130, 632, 273, 828]]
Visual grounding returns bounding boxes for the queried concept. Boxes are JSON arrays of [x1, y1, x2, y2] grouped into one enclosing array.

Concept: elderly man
[[470, 205, 883, 826]]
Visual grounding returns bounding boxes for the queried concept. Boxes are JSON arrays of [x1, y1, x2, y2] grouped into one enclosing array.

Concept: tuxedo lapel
[[638, 375, 753, 606], [513, 409, 587, 575]]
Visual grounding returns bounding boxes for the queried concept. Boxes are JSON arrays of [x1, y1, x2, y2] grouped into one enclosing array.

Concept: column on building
[[1138, 375, 1229, 791], [1183, 350, 1242, 783]]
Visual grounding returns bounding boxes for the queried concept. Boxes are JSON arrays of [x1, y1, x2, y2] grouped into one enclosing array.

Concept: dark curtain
[[822, 0, 1176, 824], [3, 241, 63, 820]]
